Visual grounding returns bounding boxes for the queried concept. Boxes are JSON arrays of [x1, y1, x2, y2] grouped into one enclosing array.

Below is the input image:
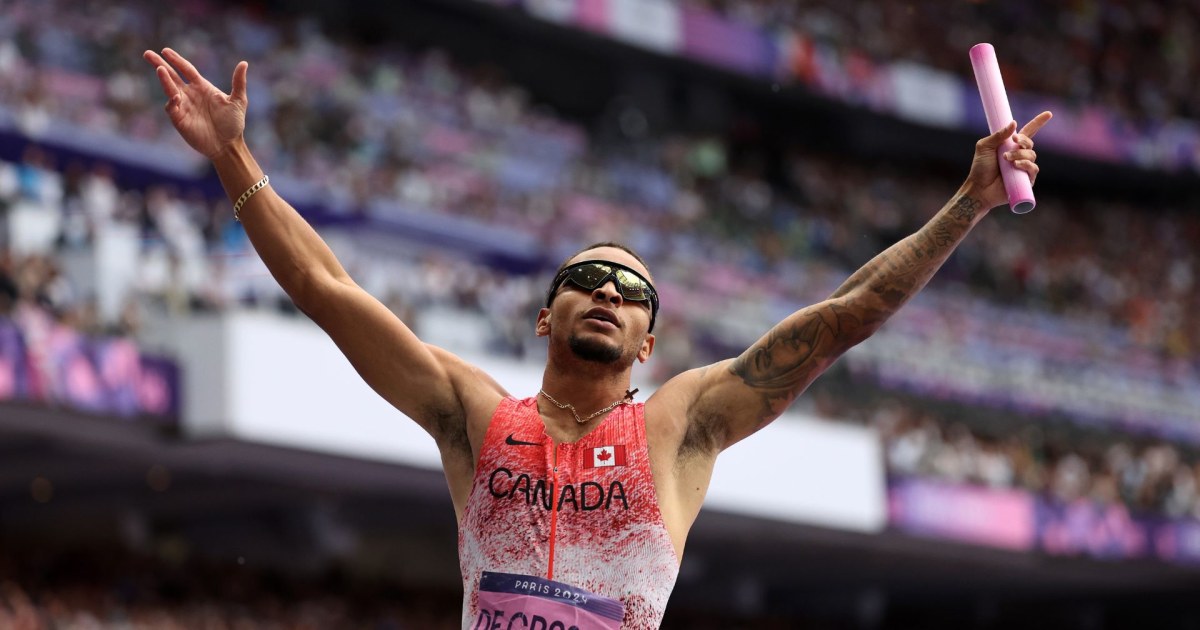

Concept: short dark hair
[[551, 241, 651, 282]]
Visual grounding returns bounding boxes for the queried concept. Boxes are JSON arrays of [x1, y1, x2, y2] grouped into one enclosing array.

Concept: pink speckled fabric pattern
[[459, 396, 680, 630]]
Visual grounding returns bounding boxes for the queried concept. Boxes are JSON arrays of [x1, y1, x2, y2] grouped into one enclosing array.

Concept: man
[[143, 48, 1049, 629]]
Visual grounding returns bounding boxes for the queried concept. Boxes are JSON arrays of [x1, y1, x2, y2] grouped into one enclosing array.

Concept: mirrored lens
[[567, 264, 654, 302], [613, 269, 650, 300], [568, 264, 613, 290]]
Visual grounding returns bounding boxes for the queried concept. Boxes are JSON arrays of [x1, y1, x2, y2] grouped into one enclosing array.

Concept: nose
[[591, 279, 623, 307]]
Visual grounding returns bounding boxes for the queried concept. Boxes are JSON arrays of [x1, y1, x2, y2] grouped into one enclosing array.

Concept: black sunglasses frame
[[546, 260, 659, 332]]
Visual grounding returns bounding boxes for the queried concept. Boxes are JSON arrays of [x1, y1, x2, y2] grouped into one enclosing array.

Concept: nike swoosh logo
[[505, 434, 543, 447]]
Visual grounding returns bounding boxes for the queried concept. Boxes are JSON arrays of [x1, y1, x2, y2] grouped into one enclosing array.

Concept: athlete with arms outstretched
[[144, 48, 1050, 629]]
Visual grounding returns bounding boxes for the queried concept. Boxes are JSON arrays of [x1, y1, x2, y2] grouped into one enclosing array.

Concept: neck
[[539, 388, 636, 426], [540, 354, 635, 424]]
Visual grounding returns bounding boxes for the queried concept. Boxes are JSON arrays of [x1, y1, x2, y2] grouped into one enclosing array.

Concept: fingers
[[230, 61, 249, 106], [1004, 148, 1036, 163], [161, 47, 207, 86], [1013, 159, 1039, 185], [143, 50, 185, 91], [1019, 111, 1053, 138], [977, 120, 1017, 150], [154, 66, 182, 106], [1006, 144, 1039, 184]]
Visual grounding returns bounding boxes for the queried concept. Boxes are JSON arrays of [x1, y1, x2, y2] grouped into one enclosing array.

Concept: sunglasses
[[546, 260, 660, 332]]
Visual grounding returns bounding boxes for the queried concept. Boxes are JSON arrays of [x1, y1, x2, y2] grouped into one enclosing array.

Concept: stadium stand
[[3, 0, 1200, 627]]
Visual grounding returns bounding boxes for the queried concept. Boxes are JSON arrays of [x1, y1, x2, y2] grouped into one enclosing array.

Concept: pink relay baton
[[969, 43, 1035, 214]]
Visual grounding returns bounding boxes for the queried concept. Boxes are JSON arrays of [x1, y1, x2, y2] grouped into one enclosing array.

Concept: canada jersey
[[458, 396, 680, 629]]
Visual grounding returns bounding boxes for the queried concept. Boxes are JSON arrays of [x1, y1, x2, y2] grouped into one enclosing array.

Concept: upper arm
[[666, 296, 870, 454], [301, 275, 507, 442]]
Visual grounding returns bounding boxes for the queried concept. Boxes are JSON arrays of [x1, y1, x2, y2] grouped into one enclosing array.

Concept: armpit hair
[[677, 407, 727, 461]]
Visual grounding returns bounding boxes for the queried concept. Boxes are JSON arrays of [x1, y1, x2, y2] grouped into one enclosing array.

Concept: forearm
[[211, 139, 350, 310], [829, 185, 987, 332]]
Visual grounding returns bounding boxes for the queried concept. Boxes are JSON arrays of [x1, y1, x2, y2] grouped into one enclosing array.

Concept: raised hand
[[143, 48, 249, 159], [965, 111, 1053, 211]]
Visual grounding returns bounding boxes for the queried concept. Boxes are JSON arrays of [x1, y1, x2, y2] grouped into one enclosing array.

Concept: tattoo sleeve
[[728, 191, 987, 427]]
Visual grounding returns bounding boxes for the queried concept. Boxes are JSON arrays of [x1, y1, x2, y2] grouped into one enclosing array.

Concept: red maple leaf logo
[[597, 449, 612, 462]]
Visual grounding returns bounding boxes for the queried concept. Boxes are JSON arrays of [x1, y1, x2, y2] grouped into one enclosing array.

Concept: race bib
[[473, 571, 625, 630]]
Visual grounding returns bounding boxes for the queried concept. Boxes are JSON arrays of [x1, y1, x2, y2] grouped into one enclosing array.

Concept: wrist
[[956, 181, 979, 202], [210, 137, 250, 167], [209, 137, 267, 211], [959, 176, 1008, 213]]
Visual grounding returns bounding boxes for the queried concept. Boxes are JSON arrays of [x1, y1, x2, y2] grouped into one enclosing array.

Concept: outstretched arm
[[658, 113, 1052, 454], [142, 49, 505, 445]]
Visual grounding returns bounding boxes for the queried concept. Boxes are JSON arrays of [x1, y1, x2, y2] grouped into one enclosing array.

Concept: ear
[[636, 333, 655, 363], [535, 307, 552, 337]]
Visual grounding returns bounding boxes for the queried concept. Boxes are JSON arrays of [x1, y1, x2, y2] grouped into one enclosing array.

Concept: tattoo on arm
[[832, 192, 982, 303], [950, 195, 982, 222], [728, 304, 863, 429], [726, 192, 986, 430], [931, 222, 955, 248]]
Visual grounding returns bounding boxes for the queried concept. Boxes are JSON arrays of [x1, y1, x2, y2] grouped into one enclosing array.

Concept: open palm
[[143, 48, 248, 159]]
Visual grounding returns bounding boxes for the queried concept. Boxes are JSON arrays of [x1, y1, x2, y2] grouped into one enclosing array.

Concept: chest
[[476, 405, 655, 517], [489, 425, 639, 482]]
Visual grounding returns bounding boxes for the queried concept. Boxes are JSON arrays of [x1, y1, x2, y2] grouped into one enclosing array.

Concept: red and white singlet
[[458, 396, 680, 629]]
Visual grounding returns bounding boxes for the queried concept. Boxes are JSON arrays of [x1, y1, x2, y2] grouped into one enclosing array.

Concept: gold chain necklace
[[538, 388, 639, 424]]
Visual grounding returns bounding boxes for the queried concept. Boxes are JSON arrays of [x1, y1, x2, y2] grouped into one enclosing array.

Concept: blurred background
[[2, 0, 1200, 627]]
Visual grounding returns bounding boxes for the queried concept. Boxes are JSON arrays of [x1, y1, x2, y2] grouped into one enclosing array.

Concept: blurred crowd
[[0, 549, 801, 630], [825, 390, 1200, 521], [2, 0, 1196, 355], [0, 146, 222, 339], [686, 0, 1200, 123], [0, 550, 462, 630], [2, 0, 1200, 523]]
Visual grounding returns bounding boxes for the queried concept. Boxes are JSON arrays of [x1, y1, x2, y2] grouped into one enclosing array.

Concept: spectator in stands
[[0, 254, 17, 315]]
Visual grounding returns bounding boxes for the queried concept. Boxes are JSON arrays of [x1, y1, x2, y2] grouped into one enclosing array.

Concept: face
[[537, 247, 656, 366]]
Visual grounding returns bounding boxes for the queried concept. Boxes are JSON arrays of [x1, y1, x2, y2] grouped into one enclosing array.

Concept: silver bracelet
[[233, 174, 270, 222]]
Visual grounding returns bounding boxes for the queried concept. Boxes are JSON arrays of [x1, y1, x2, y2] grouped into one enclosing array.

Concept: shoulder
[[423, 344, 509, 442], [645, 361, 736, 460], [425, 345, 509, 403]]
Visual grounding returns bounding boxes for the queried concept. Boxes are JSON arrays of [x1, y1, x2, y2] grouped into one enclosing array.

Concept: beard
[[568, 333, 624, 364]]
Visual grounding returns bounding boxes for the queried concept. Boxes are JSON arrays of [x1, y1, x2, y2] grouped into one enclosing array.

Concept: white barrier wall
[[153, 311, 886, 533], [708, 418, 887, 533]]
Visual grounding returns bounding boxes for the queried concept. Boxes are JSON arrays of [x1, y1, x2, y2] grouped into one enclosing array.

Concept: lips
[[583, 307, 619, 327]]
